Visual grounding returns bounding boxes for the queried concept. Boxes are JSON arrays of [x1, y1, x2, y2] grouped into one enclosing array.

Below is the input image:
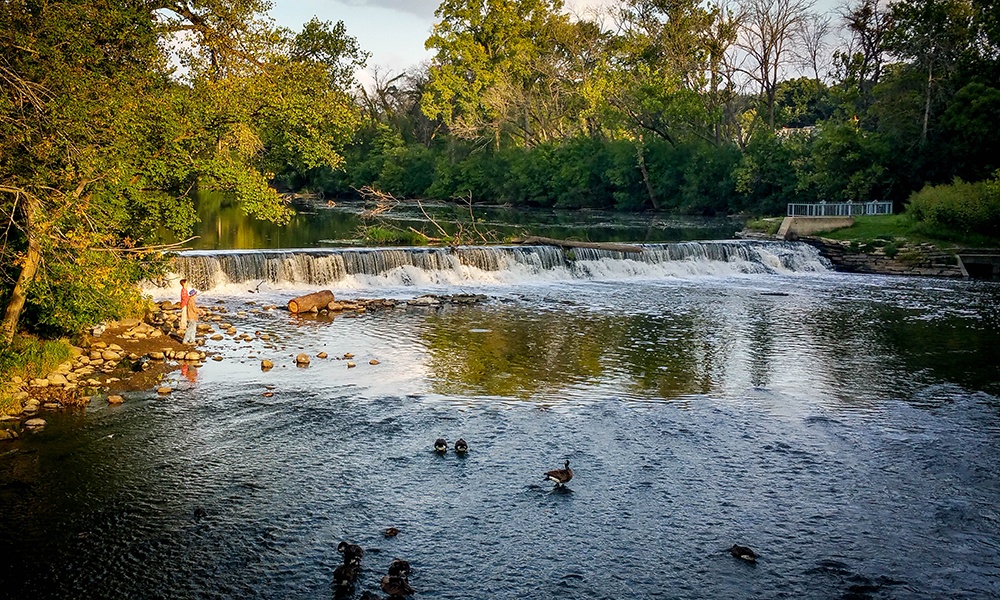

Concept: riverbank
[[0, 293, 488, 438]]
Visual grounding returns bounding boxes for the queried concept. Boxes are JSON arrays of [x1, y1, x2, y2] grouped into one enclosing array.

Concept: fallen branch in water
[[511, 236, 644, 253]]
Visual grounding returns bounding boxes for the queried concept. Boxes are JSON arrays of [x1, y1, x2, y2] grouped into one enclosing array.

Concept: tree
[[733, 0, 816, 130], [0, 0, 365, 342], [422, 0, 580, 147]]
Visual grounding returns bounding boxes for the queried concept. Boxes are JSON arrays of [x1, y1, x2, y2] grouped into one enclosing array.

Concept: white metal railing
[[787, 200, 893, 217]]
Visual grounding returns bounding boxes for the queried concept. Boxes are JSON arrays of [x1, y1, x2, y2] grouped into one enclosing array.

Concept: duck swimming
[[434, 438, 447, 453], [729, 544, 758, 562], [338, 541, 365, 566], [454, 438, 468, 454], [545, 460, 573, 486]]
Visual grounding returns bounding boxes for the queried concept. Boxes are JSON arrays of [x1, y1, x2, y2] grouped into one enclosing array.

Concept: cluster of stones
[[804, 238, 965, 278]]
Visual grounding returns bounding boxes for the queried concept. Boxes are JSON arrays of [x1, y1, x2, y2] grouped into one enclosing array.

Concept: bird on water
[[454, 438, 468, 454], [545, 460, 573, 486], [730, 544, 758, 562], [434, 438, 447, 453]]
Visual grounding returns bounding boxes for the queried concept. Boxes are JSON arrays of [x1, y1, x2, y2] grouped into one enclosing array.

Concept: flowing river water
[[2, 239, 1000, 599]]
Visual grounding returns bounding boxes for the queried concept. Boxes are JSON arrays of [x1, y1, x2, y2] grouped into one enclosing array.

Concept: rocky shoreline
[[0, 293, 488, 440]]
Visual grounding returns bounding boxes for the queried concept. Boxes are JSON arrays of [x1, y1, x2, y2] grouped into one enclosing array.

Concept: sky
[[269, 0, 611, 83]]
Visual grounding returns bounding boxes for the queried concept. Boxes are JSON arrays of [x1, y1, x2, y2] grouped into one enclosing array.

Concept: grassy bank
[[818, 215, 1000, 248], [0, 335, 74, 415], [746, 214, 1000, 249]]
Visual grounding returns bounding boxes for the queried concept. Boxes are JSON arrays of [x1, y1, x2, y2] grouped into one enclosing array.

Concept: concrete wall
[[777, 216, 854, 240]]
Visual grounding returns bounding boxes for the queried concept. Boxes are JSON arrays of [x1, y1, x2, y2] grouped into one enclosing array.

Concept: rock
[[102, 350, 121, 361], [347, 362, 356, 368], [108, 344, 123, 352], [184, 351, 201, 361], [150, 329, 163, 338], [260, 334, 270, 341], [317, 352, 328, 359], [47, 373, 69, 387], [149, 352, 165, 360], [212, 356, 223, 362], [159, 300, 174, 310], [369, 359, 380, 365], [156, 386, 172, 395], [261, 359, 274, 370], [31, 378, 49, 388], [0, 429, 16, 440], [210, 334, 223, 341], [295, 353, 310, 365], [107, 395, 124, 405], [91, 324, 106, 336], [343, 353, 354, 359]]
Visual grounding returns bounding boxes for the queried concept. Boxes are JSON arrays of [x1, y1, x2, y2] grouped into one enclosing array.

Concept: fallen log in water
[[287, 290, 335, 313], [511, 236, 644, 254]]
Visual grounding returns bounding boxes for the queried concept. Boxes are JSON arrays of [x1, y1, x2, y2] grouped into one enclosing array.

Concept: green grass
[[816, 214, 1000, 248], [745, 217, 783, 235], [0, 335, 74, 415], [358, 226, 433, 246]]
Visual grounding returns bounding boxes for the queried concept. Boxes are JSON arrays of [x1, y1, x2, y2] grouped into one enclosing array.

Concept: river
[[2, 221, 999, 599]]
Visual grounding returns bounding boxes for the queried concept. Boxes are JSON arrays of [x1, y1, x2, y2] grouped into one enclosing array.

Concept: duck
[[387, 559, 412, 578], [384, 527, 400, 538], [337, 541, 365, 566], [454, 438, 468, 454], [381, 574, 415, 598], [333, 562, 360, 588], [545, 460, 573, 486], [434, 438, 447, 453], [729, 544, 758, 562]]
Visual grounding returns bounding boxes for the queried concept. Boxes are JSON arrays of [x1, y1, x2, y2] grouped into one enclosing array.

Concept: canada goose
[[384, 527, 400, 538], [333, 562, 359, 588], [729, 544, 758, 562], [388, 559, 412, 578], [454, 438, 468, 454], [381, 574, 415, 597], [545, 460, 573, 486], [434, 438, 447, 453], [338, 541, 364, 566]]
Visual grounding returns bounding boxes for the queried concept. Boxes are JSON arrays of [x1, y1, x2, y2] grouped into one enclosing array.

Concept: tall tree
[[0, 0, 365, 341], [733, 0, 816, 130]]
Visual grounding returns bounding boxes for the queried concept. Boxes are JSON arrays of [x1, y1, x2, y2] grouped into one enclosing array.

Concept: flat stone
[[317, 352, 328, 359], [149, 352, 165, 360], [295, 353, 310, 365], [212, 356, 223, 362], [184, 351, 201, 361], [156, 386, 172, 395], [47, 373, 69, 386], [107, 395, 124, 405], [369, 359, 380, 365]]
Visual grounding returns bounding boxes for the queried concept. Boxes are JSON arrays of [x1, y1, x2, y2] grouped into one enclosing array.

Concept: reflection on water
[[168, 192, 743, 250], [2, 273, 1000, 599]]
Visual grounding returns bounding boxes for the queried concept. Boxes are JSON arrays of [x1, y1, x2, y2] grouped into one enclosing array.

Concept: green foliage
[[24, 249, 163, 337], [906, 176, 1000, 237], [0, 334, 73, 414], [358, 226, 431, 246]]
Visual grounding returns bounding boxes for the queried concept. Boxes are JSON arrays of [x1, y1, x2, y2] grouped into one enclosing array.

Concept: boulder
[[317, 352, 328, 359], [107, 395, 124, 405], [261, 359, 274, 370], [295, 353, 310, 365], [25, 418, 46, 427], [149, 352, 165, 360], [156, 386, 172, 395]]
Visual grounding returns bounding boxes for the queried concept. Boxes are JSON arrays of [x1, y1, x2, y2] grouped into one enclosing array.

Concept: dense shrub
[[906, 175, 1000, 237]]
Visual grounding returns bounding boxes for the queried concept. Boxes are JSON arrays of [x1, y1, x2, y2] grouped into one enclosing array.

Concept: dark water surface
[[3, 267, 1000, 599], [172, 193, 743, 249]]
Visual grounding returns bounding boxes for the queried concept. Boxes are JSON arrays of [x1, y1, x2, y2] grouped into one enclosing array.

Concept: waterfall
[[172, 241, 830, 291]]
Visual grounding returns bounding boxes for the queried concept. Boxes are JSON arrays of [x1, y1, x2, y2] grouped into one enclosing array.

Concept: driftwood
[[512, 236, 644, 254], [288, 290, 335, 313]]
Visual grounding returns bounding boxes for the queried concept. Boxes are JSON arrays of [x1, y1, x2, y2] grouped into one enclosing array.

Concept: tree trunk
[[512, 236, 644, 254], [0, 193, 42, 344], [635, 137, 660, 210], [921, 60, 933, 146], [287, 290, 336, 313]]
